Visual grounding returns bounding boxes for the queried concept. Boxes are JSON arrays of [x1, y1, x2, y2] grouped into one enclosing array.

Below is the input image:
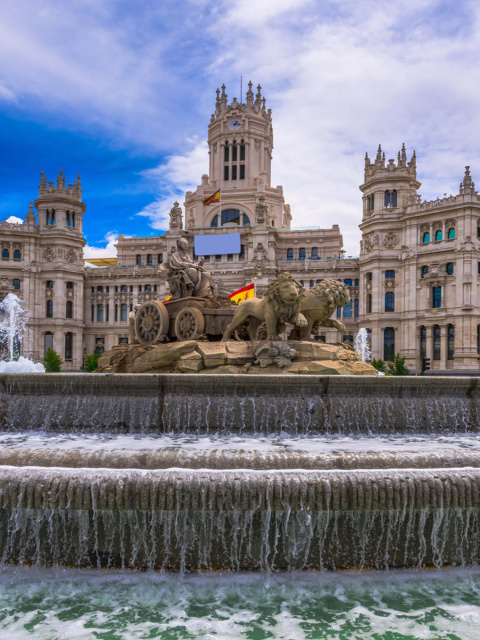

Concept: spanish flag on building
[[229, 283, 255, 304], [203, 189, 220, 206]]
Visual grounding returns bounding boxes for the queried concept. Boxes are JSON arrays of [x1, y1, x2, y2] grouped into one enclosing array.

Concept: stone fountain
[[0, 247, 479, 573]]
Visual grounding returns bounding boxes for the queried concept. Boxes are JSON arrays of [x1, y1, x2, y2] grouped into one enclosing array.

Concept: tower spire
[[246, 80, 254, 108]]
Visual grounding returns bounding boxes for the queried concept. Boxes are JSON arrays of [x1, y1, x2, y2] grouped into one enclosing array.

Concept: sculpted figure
[[164, 238, 213, 299], [297, 279, 350, 338], [222, 273, 308, 341]]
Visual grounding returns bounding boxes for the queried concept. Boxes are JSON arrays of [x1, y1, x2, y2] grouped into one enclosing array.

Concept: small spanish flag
[[229, 283, 255, 304], [203, 189, 220, 205]]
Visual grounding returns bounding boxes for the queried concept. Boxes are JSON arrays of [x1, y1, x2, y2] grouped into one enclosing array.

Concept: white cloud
[[136, 139, 208, 229], [6, 216, 23, 224], [83, 231, 119, 259]]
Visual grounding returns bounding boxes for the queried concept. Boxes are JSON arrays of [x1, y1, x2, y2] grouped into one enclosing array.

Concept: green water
[[1, 568, 480, 639]]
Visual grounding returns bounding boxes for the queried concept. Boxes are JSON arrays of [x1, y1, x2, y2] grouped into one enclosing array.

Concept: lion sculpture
[[222, 273, 308, 341], [296, 279, 350, 339]]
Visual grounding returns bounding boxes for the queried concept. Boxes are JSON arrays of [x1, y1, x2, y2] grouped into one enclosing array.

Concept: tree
[[84, 353, 101, 372], [387, 353, 410, 376], [43, 348, 63, 373], [371, 358, 386, 372]]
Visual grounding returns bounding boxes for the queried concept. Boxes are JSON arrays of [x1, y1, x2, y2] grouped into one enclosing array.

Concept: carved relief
[[65, 247, 77, 263], [364, 234, 380, 252], [254, 139, 261, 150], [255, 197, 268, 224], [383, 232, 399, 248], [44, 247, 55, 262], [253, 242, 268, 269], [0, 276, 14, 291]]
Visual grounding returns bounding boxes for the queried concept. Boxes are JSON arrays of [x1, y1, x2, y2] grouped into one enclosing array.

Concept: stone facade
[[3, 84, 480, 371]]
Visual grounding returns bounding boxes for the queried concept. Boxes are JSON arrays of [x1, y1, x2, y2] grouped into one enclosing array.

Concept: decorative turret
[[364, 144, 417, 183], [34, 168, 86, 235], [459, 166, 477, 195], [24, 202, 36, 227]]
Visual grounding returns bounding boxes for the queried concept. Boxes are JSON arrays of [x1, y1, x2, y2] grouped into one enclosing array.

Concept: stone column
[[439, 324, 448, 371], [425, 325, 433, 361]]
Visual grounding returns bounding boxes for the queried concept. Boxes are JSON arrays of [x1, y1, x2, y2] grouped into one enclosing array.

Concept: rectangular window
[[203, 255, 210, 261], [239, 245, 245, 259], [240, 144, 245, 161], [227, 254, 233, 261], [215, 254, 222, 261], [224, 166, 229, 181], [420, 327, 426, 358], [240, 164, 245, 179], [432, 286, 442, 308], [106, 304, 109, 322], [72, 213, 75, 227], [120, 304, 128, 322], [232, 144, 237, 162], [91, 305, 94, 322], [97, 305, 104, 322], [115, 304, 118, 322], [232, 165, 237, 180], [224, 145, 229, 162], [433, 325, 441, 360]]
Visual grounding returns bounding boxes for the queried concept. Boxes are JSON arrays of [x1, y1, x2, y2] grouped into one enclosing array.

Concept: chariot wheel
[[174, 307, 205, 341], [135, 301, 169, 345]]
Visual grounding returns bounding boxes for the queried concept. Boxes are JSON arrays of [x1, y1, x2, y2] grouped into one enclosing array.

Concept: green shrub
[[43, 348, 63, 373], [371, 358, 386, 372], [387, 353, 410, 376], [84, 353, 101, 372]]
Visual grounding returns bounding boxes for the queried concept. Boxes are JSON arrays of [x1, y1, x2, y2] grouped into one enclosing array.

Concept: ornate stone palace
[[2, 82, 480, 371]]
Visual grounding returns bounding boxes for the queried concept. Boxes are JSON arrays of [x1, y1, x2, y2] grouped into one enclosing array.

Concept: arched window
[[344, 278, 353, 286], [66, 281, 73, 290], [435, 230, 443, 241], [71, 213, 75, 227], [97, 304, 104, 322], [97, 286, 104, 293], [243, 213, 250, 226], [145, 284, 152, 292], [66, 300, 73, 319], [354, 299, 359, 317], [385, 270, 395, 279], [46, 210, 50, 226], [287, 248, 293, 261], [13, 249, 21, 260], [366, 272, 372, 282], [136, 255, 142, 265], [211, 215, 218, 227], [423, 232, 430, 243], [448, 228, 456, 240], [65, 332, 73, 360], [384, 328, 395, 361], [147, 254, 153, 265], [120, 285, 128, 292], [311, 248, 318, 260], [121, 303, 128, 322], [299, 248, 306, 261], [158, 253, 163, 264], [421, 266, 429, 278], [44, 331, 53, 353], [221, 209, 241, 225], [51, 210, 56, 225], [343, 300, 352, 318], [232, 141, 237, 162], [46, 300, 53, 318], [433, 324, 441, 360], [448, 324, 454, 360], [46, 280, 53, 289], [385, 291, 395, 312], [66, 211, 71, 227], [366, 294, 372, 314], [2, 249, 9, 259], [12, 279, 20, 290], [367, 195, 375, 211], [432, 286, 442, 308], [446, 262, 454, 275], [420, 326, 426, 358], [224, 141, 229, 162]]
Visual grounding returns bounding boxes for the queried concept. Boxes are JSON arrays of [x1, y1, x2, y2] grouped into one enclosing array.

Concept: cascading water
[[0, 293, 44, 373]]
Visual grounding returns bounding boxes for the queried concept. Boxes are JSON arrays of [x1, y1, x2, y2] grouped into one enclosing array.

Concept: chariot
[[134, 297, 236, 345]]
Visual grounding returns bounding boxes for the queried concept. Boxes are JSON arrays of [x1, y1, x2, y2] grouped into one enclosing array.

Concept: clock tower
[[184, 82, 291, 230]]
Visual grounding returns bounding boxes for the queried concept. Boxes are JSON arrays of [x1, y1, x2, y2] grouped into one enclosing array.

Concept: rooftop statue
[[161, 238, 213, 300]]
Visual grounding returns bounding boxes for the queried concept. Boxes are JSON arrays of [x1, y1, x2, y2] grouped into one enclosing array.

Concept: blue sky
[[1, 0, 480, 256]]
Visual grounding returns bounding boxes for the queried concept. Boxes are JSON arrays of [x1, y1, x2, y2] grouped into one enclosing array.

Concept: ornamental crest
[[44, 247, 55, 261], [383, 232, 399, 248], [65, 248, 77, 263]]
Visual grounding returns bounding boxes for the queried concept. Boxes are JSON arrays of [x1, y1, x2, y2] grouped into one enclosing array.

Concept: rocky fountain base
[[97, 340, 377, 375]]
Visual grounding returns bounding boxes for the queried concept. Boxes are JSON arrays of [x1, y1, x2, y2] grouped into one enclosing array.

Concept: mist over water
[[1, 567, 480, 639]]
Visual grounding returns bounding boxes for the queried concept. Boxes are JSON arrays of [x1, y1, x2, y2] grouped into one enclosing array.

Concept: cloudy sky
[[0, 0, 479, 256]]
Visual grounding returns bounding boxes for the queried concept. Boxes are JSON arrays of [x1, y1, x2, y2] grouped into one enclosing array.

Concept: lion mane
[[263, 273, 305, 331]]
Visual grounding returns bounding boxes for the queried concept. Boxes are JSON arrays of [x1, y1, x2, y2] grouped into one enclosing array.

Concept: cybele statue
[[162, 238, 213, 299]]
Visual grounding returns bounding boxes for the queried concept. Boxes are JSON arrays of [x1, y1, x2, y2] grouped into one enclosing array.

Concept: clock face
[[228, 119, 242, 131]]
